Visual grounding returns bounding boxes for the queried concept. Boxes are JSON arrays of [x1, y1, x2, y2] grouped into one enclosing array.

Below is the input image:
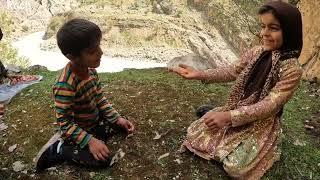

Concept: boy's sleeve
[[53, 82, 92, 148], [94, 73, 120, 124], [229, 59, 302, 127]]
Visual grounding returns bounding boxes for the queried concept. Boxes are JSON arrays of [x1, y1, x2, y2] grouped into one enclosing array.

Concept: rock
[[158, 152, 170, 160], [167, 53, 216, 71], [89, 172, 95, 178], [126, 133, 134, 139], [153, 131, 162, 140], [0, 121, 8, 131], [110, 148, 125, 166], [173, 159, 182, 164], [27, 65, 48, 71], [153, 0, 176, 15], [47, 167, 57, 171], [293, 139, 306, 146], [8, 144, 17, 152], [305, 124, 315, 130], [299, 1, 320, 81], [12, 161, 25, 172], [5, 64, 21, 73]]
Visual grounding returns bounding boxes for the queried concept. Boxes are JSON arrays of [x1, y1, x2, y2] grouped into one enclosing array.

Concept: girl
[[170, 1, 303, 179]]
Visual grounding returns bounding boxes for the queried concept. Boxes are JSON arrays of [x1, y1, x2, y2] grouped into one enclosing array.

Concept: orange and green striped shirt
[[53, 63, 120, 148]]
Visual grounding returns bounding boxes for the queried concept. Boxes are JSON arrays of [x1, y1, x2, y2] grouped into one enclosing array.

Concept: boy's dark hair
[[56, 18, 102, 57]]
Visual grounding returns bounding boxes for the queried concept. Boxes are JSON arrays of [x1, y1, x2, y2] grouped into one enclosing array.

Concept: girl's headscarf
[[243, 1, 303, 100]]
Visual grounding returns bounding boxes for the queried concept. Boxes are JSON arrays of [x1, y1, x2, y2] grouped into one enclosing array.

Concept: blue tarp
[[0, 76, 42, 104]]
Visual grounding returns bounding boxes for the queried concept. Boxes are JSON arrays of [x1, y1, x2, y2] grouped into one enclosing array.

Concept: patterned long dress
[[182, 46, 302, 179]]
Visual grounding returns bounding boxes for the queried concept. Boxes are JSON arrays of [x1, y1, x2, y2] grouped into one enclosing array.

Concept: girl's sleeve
[[230, 59, 302, 127], [202, 47, 259, 83]]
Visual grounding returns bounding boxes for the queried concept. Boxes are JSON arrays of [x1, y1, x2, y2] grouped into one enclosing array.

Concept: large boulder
[[152, 0, 176, 15], [298, 0, 320, 81]]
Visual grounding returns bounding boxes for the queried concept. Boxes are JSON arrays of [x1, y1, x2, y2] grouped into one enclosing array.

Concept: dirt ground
[[0, 68, 319, 179]]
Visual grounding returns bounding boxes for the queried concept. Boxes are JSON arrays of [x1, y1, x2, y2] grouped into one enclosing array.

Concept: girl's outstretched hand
[[168, 64, 204, 80]]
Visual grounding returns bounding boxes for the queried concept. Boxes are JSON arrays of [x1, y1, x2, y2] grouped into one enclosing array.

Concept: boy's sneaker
[[35, 132, 64, 172], [196, 104, 214, 118]]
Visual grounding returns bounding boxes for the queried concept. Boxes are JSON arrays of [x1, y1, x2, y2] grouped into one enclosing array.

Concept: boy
[[35, 19, 134, 172]]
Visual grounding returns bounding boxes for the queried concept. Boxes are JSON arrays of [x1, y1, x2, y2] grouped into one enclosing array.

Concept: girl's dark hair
[[56, 18, 102, 56], [258, 5, 281, 26], [258, 5, 276, 15]]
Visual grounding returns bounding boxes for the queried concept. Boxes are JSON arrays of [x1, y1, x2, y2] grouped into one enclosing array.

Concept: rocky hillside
[[40, 0, 243, 65], [2, 0, 319, 81], [0, 0, 263, 66], [298, 0, 320, 81], [0, 0, 79, 38], [187, 0, 264, 53]]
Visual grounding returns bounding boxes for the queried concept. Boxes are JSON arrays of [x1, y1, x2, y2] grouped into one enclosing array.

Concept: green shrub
[[0, 42, 30, 68], [0, 11, 15, 37]]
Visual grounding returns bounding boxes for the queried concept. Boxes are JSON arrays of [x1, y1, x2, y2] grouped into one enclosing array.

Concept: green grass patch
[[0, 68, 319, 179]]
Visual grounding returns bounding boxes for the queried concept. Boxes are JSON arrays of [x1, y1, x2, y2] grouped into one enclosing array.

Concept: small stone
[[126, 133, 134, 139], [23, 140, 29, 145], [158, 153, 170, 160], [47, 167, 57, 171], [12, 161, 25, 172], [22, 110, 27, 113], [153, 131, 161, 140], [174, 159, 182, 164], [305, 125, 314, 129], [8, 144, 17, 152], [110, 149, 125, 166], [0, 122, 8, 131], [89, 172, 95, 178], [293, 139, 306, 146]]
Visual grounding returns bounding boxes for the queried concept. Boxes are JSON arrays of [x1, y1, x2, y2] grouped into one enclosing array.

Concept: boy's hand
[[115, 117, 135, 133], [88, 137, 111, 161]]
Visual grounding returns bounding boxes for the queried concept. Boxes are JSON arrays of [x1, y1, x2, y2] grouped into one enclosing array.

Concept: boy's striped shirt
[[53, 63, 120, 148]]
